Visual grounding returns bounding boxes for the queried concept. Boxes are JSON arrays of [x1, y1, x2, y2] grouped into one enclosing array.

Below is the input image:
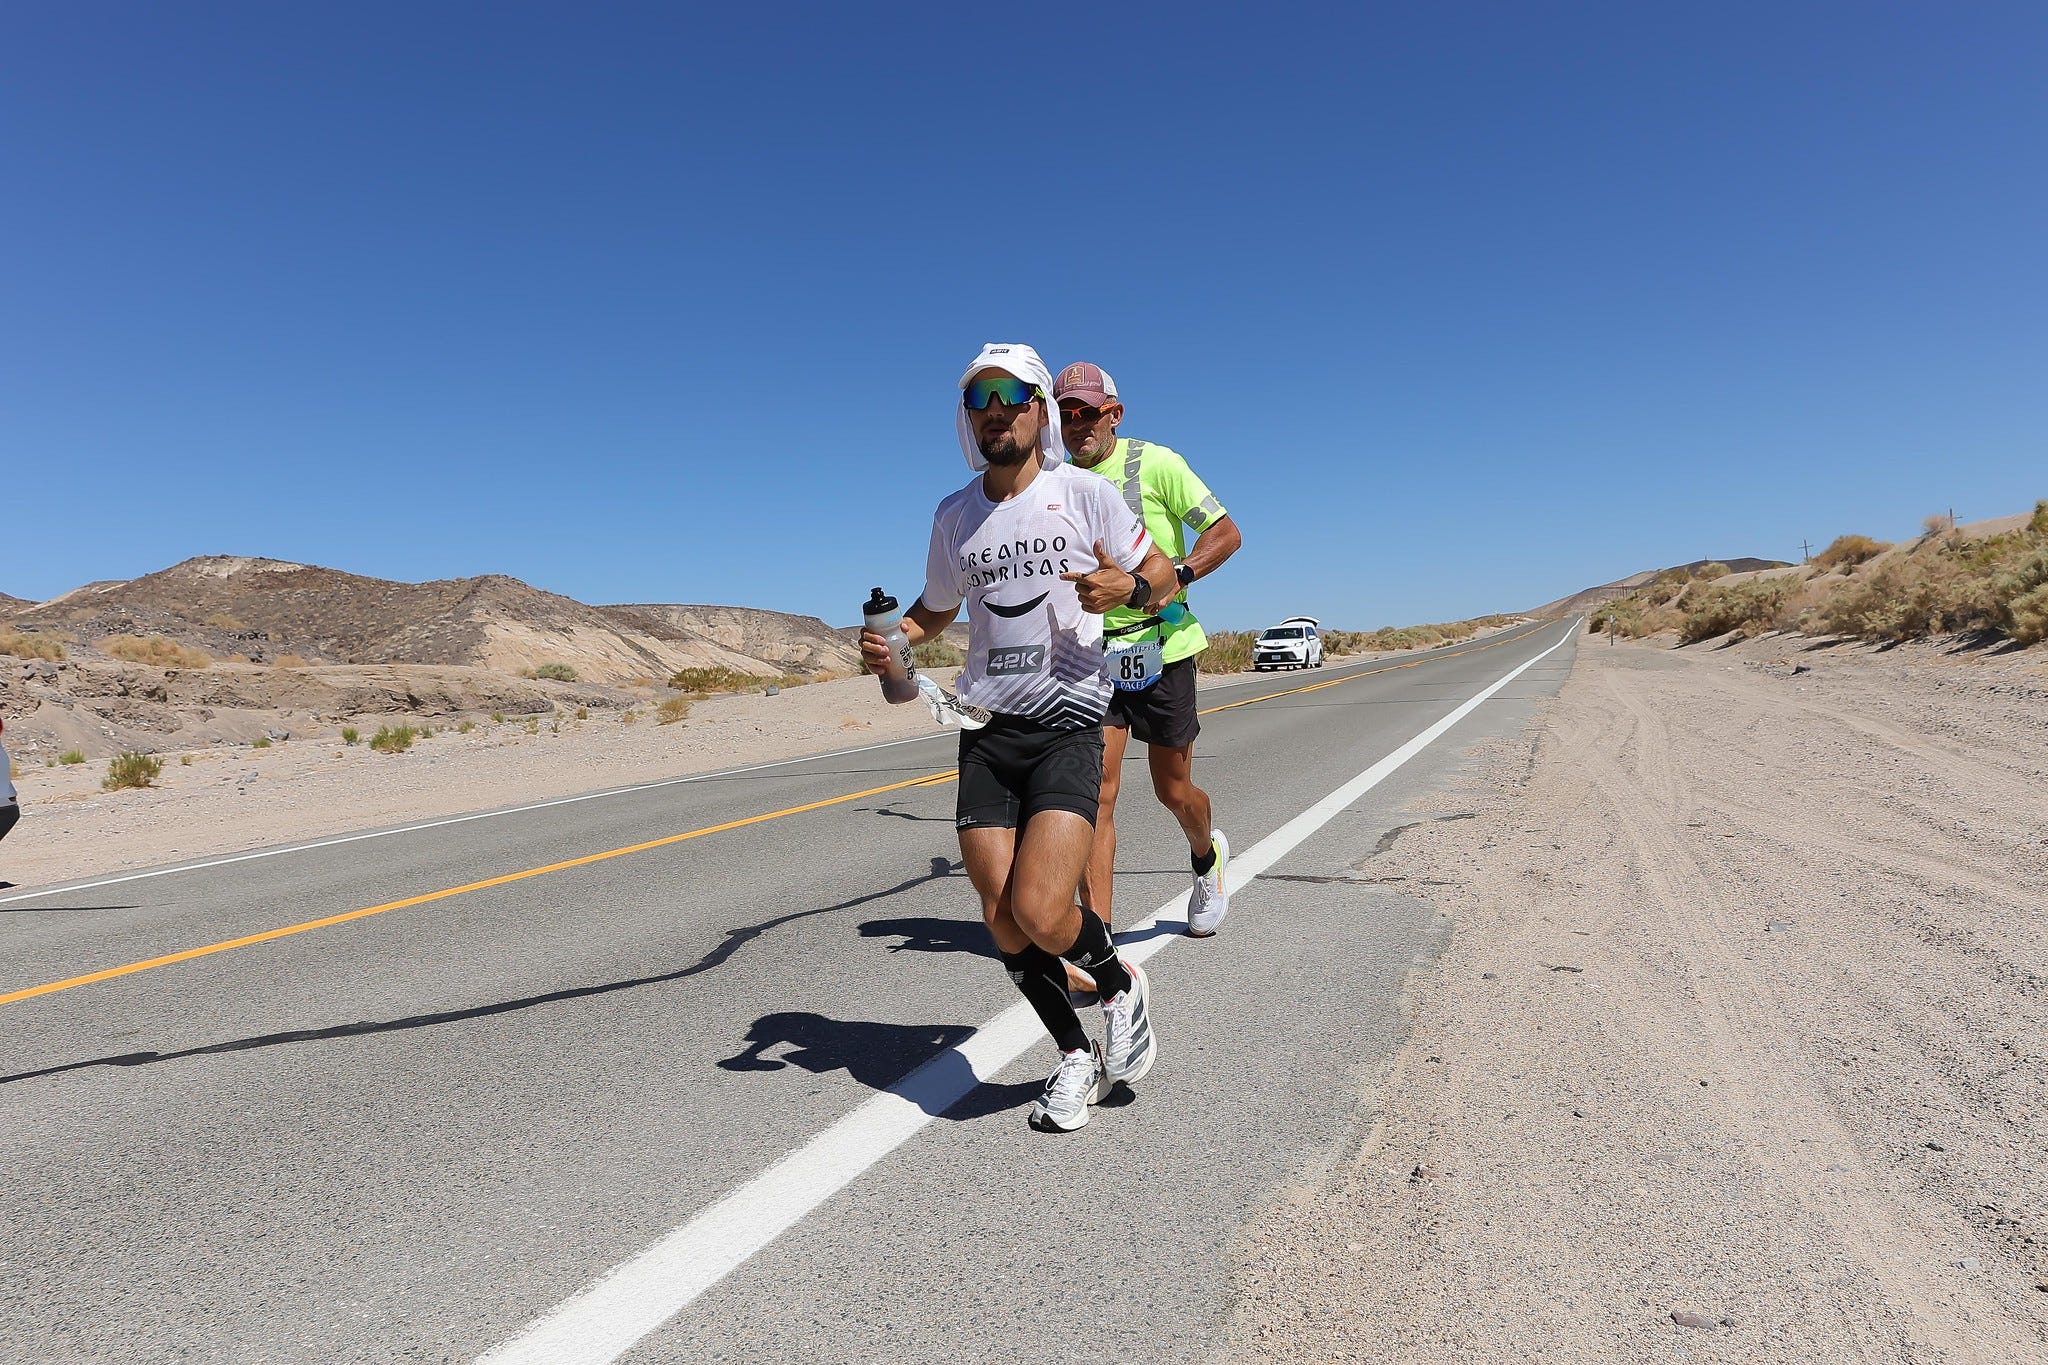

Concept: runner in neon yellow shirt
[[1054, 361, 1245, 948]]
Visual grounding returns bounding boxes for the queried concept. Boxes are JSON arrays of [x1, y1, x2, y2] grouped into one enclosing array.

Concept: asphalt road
[[0, 620, 1578, 1363]]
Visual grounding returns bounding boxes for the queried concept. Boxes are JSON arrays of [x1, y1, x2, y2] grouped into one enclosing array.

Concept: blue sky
[[5, 2, 2043, 631]]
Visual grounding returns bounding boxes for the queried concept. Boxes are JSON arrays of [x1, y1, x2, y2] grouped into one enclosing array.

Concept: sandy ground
[[1225, 631, 2048, 1363], [0, 648, 1401, 892], [0, 670, 972, 891]]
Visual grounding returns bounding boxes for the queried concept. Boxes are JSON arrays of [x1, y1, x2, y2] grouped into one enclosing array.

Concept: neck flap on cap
[[955, 343, 1066, 472]]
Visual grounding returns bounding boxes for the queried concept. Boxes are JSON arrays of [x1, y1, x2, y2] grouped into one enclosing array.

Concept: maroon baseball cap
[[1051, 361, 1119, 407]]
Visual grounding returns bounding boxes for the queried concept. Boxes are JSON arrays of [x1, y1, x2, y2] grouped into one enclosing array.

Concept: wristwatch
[[1125, 572, 1152, 610], [1173, 560, 1196, 588]]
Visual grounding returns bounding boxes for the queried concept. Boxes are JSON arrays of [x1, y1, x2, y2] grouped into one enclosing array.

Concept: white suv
[[0, 716, 18, 847], [1254, 617, 1324, 670]]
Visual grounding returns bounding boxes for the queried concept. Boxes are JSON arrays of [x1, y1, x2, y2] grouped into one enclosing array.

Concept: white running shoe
[[1028, 1046, 1102, 1132], [1100, 960, 1157, 1086], [917, 674, 989, 730], [1188, 829, 1230, 937]]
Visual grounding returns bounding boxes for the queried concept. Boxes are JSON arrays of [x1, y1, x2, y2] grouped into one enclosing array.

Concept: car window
[[1265, 627, 1302, 639]]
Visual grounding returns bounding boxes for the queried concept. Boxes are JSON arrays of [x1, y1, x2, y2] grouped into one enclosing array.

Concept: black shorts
[[0, 802, 16, 845], [1104, 656, 1201, 748], [956, 716, 1104, 830]]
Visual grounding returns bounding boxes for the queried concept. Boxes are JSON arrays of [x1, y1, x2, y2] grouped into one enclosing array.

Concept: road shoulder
[[1224, 635, 2048, 1363]]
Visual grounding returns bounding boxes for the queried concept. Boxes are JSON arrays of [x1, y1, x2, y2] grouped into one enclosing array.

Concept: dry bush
[[1, 629, 66, 661], [1923, 513, 1954, 539], [102, 635, 212, 668], [2010, 584, 2048, 646], [667, 666, 807, 694], [58, 749, 85, 765], [273, 654, 310, 668], [1815, 534, 1889, 572], [103, 751, 163, 790], [1197, 632, 1255, 673], [1695, 562, 1731, 581], [656, 696, 691, 725], [369, 724, 417, 753], [535, 662, 578, 682], [911, 638, 964, 668], [341, 727, 359, 745], [2031, 500, 2048, 536], [1678, 580, 1790, 644], [204, 613, 245, 631]]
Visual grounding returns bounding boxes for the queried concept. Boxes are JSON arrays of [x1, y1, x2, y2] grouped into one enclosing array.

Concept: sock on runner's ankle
[[1002, 944, 1089, 1053], [1191, 845, 1217, 876], [1061, 909, 1133, 999]]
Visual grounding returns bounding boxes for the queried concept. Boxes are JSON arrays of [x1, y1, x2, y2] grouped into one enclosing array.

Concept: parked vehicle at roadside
[[1253, 617, 1324, 670], [0, 717, 19, 847]]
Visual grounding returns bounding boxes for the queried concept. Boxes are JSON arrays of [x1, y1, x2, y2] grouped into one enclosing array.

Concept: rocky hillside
[[1528, 557, 1789, 618], [10, 556, 860, 683]]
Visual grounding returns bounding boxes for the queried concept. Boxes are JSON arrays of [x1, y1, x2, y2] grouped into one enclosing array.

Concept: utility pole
[[1800, 539, 1813, 564], [1950, 507, 1957, 532]]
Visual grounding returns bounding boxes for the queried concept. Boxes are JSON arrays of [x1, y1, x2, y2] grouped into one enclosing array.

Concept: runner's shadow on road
[[858, 915, 998, 958], [0, 857, 966, 1089], [717, 1011, 1038, 1120]]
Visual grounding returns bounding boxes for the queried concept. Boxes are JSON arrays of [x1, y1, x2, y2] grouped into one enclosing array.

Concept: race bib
[[1104, 636, 1164, 692]]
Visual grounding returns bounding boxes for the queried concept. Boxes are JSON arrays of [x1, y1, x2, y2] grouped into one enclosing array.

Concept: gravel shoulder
[[1225, 632, 2048, 1363]]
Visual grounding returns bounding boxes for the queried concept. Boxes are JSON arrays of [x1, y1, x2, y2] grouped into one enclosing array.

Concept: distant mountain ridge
[[1528, 557, 1790, 619], [7, 556, 859, 683]]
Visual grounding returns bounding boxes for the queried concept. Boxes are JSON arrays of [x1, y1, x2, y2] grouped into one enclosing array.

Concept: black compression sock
[[1002, 945, 1088, 1054], [1192, 845, 1217, 876], [1060, 908, 1132, 1000]]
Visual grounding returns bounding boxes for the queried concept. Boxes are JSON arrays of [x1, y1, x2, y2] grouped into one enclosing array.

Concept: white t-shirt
[[920, 462, 1153, 729]]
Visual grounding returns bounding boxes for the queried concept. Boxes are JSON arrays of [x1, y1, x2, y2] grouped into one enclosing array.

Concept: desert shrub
[[180, 754, 193, 766], [490, 711, 504, 723], [574, 706, 589, 720], [524, 717, 541, 734], [1198, 631, 1255, 673], [2030, 500, 2048, 536], [58, 749, 85, 765], [617, 711, 637, 725], [1695, 562, 1731, 581], [535, 662, 578, 682], [1923, 513, 1954, 539], [273, 654, 310, 668], [102, 635, 212, 668], [667, 666, 810, 695], [656, 696, 691, 725], [1678, 581, 1790, 644], [0, 629, 65, 661], [204, 613, 245, 631], [1819, 556, 1996, 643], [251, 736, 271, 748], [1815, 534, 1889, 572], [911, 638, 964, 668], [458, 720, 475, 733], [103, 751, 163, 790], [369, 724, 417, 753], [2009, 584, 2048, 646], [341, 726, 359, 745]]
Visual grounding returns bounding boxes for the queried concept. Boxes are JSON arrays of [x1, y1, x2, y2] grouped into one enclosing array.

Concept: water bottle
[[862, 588, 919, 704]]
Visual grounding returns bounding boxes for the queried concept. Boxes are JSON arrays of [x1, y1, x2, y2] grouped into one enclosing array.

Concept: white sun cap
[[955, 342, 1065, 472]]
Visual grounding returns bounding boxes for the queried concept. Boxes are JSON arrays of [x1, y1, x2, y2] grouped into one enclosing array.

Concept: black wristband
[[1125, 572, 1151, 609], [1174, 561, 1196, 588]]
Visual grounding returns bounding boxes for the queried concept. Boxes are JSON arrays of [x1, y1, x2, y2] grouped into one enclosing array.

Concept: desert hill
[[1529, 557, 1789, 618], [11, 556, 859, 683], [0, 591, 31, 617]]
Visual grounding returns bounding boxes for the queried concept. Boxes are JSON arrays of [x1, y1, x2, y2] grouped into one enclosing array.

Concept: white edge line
[[0, 625, 1546, 909], [476, 620, 1577, 1365]]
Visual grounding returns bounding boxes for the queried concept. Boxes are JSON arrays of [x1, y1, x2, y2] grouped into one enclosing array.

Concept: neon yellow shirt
[[1077, 437, 1227, 665]]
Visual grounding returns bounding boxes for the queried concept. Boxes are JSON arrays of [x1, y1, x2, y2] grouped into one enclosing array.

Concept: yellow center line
[[0, 770, 957, 1008], [4, 622, 1555, 1009]]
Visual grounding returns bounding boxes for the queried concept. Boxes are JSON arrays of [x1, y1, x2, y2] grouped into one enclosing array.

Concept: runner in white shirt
[[861, 343, 1175, 1132]]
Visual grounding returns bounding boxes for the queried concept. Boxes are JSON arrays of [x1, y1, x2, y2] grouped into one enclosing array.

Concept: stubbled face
[[967, 368, 1044, 467], [1058, 399, 1123, 465]]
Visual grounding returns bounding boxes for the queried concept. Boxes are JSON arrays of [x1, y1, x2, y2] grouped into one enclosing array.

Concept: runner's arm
[[1177, 514, 1242, 584]]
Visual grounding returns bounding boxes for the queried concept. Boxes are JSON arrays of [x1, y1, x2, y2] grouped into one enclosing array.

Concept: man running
[[860, 343, 1176, 1133], [1054, 361, 1244, 942]]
